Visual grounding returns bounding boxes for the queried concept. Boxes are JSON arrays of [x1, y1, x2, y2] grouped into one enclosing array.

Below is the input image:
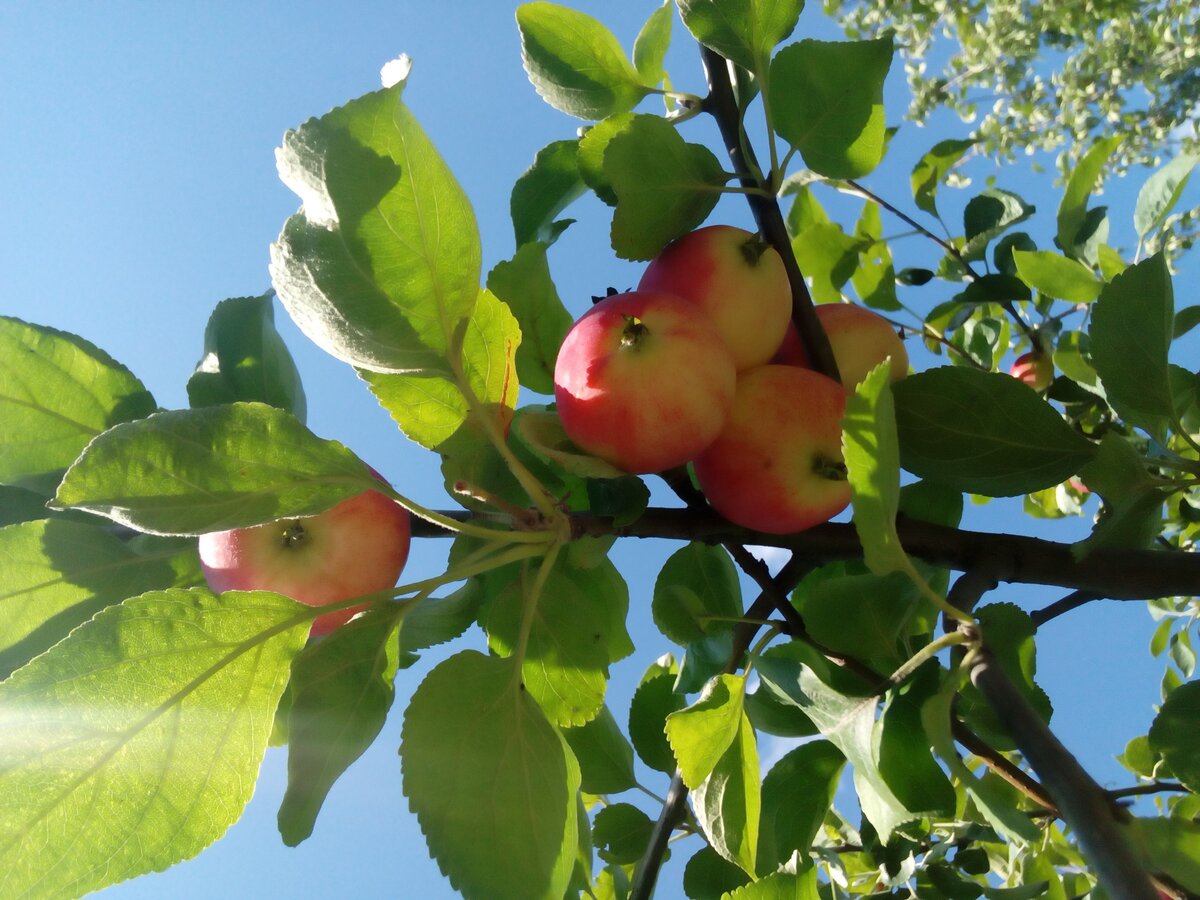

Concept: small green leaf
[[684, 846, 752, 900], [561, 704, 637, 795], [54, 402, 379, 535], [993, 232, 1037, 275], [1128, 816, 1200, 894], [401, 651, 581, 900], [790, 222, 860, 304], [691, 711, 760, 876], [633, 1, 673, 85], [1089, 253, 1176, 439], [278, 606, 400, 846], [852, 202, 901, 311], [1148, 679, 1200, 792], [187, 294, 306, 422], [676, 0, 803, 74], [517, 2, 650, 120], [0, 519, 196, 679], [911, 138, 976, 217], [1175, 305, 1200, 340], [0, 317, 156, 493], [756, 741, 844, 875], [605, 114, 725, 260], [962, 189, 1035, 261], [513, 406, 627, 478], [843, 364, 908, 574], [653, 542, 742, 646], [271, 83, 480, 373], [1076, 433, 1170, 554], [723, 870, 820, 899], [893, 367, 1097, 497], [0, 588, 308, 899], [666, 674, 747, 789], [486, 245, 571, 398], [1057, 136, 1121, 258], [877, 665, 955, 816], [769, 37, 893, 179], [593, 803, 655, 865], [745, 685, 816, 738], [577, 112, 636, 206], [511, 140, 586, 248], [1011, 250, 1103, 303], [398, 586, 481, 655], [798, 570, 918, 667], [629, 670, 687, 774], [1134, 153, 1198, 239], [362, 287, 520, 450]]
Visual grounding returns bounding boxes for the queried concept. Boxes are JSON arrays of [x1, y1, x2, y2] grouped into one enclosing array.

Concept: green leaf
[[1075, 433, 1170, 554], [1176, 305, 1200, 340], [723, 870, 819, 900], [756, 741, 844, 875], [893, 367, 1097, 497], [577, 113, 636, 206], [676, 0, 803, 74], [517, 2, 650, 120], [1057, 136, 1121, 258], [278, 605, 400, 846], [486, 245, 571, 399], [187, 293, 307, 422], [633, 1, 673, 85], [653, 542, 742, 646], [1011, 250, 1103, 303], [486, 553, 630, 726], [685, 846, 752, 900], [745, 684, 817, 738], [1128, 816, 1200, 894], [401, 651, 580, 900], [511, 140, 586, 248], [271, 83, 480, 373], [962, 189, 1035, 261], [1148, 678, 1200, 792], [605, 114, 725, 260], [0, 519, 196, 680], [54, 402, 379, 535], [843, 364, 909, 575], [666, 674, 747, 789], [562, 704, 637, 795], [993, 232, 1037, 276], [1134, 153, 1198, 239], [0, 588, 307, 898], [790, 222, 860, 304], [0, 317, 156, 493], [852, 202, 901, 311], [691, 711, 760, 876], [1089, 253, 1176, 439], [361, 287, 520, 450], [593, 803, 655, 865], [769, 37, 893, 179], [799, 569, 918, 667], [877, 664, 955, 816], [0, 485, 53, 527], [629, 670, 687, 774], [398, 586, 481, 655], [911, 138, 976, 217]]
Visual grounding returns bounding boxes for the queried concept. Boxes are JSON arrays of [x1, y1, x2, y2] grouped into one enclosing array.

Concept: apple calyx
[[738, 235, 773, 266], [279, 521, 309, 549], [812, 456, 848, 481], [620, 315, 649, 348]]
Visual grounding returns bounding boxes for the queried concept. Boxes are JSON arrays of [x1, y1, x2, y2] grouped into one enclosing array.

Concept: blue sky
[[1, 3, 1191, 898]]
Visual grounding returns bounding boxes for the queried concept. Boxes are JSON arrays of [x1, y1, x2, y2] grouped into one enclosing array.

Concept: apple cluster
[[553, 225, 909, 535]]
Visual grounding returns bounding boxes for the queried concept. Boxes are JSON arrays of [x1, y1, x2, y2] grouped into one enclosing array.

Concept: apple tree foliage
[[2, 2, 1200, 898]]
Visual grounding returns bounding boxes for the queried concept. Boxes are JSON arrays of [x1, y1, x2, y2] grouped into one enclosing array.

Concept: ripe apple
[[693, 365, 851, 534], [553, 290, 736, 474], [198, 479, 411, 636], [637, 224, 792, 370], [773, 304, 909, 389], [1009, 350, 1053, 391]]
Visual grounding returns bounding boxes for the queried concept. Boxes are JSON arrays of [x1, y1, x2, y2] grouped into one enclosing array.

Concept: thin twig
[[1031, 590, 1102, 627]]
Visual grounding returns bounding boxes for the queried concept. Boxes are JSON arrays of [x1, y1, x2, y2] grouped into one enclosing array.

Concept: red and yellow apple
[[1009, 350, 1053, 392], [198, 480, 411, 636], [553, 290, 736, 474], [638, 225, 792, 370], [694, 365, 851, 534], [773, 304, 909, 389]]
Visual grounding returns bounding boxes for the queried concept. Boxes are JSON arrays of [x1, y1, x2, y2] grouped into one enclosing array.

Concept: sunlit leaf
[[1057, 135, 1121, 258], [666, 674, 746, 789], [1148, 678, 1200, 792], [652, 542, 742, 646], [756, 741, 844, 875], [562, 704, 636, 795], [962, 189, 1035, 261], [517, 2, 650, 120], [676, 0, 803, 74], [271, 83, 480, 373], [401, 650, 580, 900], [1133, 153, 1198, 239], [691, 711, 759, 875], [0, 588, 308, 899], [790, 222, 860, 304], [633, 1, 673, 85], [851, 202, 901, 311], [1128, 815, 1200, 894], [54, 402, 379, 535], [629, 670, 686, 774], [0, 317, 156, 493], [911, 138, 976, 217], [1011, 250, 1103, 303], [511, 140, 586, 248], [770, 37, 893, 179]]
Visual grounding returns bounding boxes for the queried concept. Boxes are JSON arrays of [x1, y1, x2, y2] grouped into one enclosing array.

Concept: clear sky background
[[2, 2, 1193, 898]]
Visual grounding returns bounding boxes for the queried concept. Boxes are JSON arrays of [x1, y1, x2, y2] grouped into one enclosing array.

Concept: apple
[[694, 365, 851, 534], [1009, 350, 1053, 391], [198, 478, 411, 636], [553, 290, 736, 474], [637, 224, 792, 370], [773, 304, 909, 389]]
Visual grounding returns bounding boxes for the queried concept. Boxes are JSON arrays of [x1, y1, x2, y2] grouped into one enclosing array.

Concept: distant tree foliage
[[828, 0, 1200, 174]]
